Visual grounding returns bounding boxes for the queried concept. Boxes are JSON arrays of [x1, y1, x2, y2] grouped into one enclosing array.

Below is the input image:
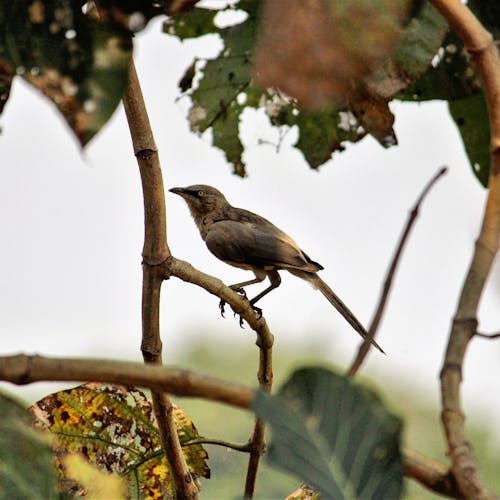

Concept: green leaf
[[449, 93, 490, 187], [0, 0, 132, 145], [275, 107, 365, 169], [253, 367, 404, 499], [467, 0, 500, 38], [29, 383, 209, 498], [399, 31, 481, 101], [165, 3, 369, 174], [0, 390, 58, 499]]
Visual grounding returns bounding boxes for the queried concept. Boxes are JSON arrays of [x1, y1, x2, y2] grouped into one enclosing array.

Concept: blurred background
[[0, 14, 499, 498]]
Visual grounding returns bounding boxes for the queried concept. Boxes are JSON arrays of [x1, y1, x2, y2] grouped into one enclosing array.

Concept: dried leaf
[[29, 383, 209, 498], [253, 0, 415, 109]]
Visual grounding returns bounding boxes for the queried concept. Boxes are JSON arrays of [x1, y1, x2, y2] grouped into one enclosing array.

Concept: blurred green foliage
[[174, 340, 500, 499]]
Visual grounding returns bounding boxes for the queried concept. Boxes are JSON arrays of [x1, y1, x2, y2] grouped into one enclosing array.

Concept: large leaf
[[253, 367, 404, 499], [165, 1, 453, 174], [29, 383, 209, 498], [367, 2, 448, 99], [165, 2, 368, 175], [253, 0, 416, 110], [0, 390, 58, 499], [0, 0, 132, 145], [399, 0, 499, 186], [449, 93, 490, 187]]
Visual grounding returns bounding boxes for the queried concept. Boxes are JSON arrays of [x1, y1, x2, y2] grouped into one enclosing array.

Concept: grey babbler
[[170, 184, 384, 353]]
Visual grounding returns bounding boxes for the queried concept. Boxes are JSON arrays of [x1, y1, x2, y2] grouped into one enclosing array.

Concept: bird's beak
[[169, 187, 188, 196]]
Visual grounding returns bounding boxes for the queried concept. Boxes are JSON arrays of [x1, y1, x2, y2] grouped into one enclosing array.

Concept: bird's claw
[[252, 305, 263, 320], [219, 299, 226, 318], [237, 304, 262, 327], [231, 286, 247, 298]]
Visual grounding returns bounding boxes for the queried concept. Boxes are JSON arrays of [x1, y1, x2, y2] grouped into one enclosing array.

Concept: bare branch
[[403, 449, 462, 499], [123, 61, 198, 498], [429, 0, 500, 497], [1, 354, 471, 498], [346, 166, 448, 377], [182, 438, 251, 453], [475, 331, 500, 340], [164, 257, 275, 498], [0, 354, 253, 409], [166, 257, 275, 350]]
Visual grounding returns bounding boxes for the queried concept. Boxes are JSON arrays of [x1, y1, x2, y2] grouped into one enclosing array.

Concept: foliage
[[29, 383, 209, 498], [0, 391, 58, 499], [0, 0, 496, 181], [254, 367, 404, 499]]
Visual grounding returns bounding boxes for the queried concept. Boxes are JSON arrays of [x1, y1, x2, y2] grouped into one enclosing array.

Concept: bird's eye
[[197, 190, 205, 197]]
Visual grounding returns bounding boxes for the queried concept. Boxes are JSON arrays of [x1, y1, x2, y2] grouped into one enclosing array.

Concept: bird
[[169, 184, 384, 353]]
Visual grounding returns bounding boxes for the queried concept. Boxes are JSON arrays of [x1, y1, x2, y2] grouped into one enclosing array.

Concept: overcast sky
[[1, 16, 499, 441]]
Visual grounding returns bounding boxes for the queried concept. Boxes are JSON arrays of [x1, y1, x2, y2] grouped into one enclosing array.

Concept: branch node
[[136, 148, 157, 160]]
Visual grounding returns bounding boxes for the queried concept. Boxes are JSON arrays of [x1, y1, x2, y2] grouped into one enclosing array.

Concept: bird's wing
[[205, 219, 320, 272]]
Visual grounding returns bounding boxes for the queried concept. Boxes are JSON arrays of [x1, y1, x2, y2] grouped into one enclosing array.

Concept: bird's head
[[169, 184, 228, 219]]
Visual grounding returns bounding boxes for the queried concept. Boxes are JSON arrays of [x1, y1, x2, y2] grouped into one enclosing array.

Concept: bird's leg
[[247, 270, 282, 320], [219, 274, 266, 318]]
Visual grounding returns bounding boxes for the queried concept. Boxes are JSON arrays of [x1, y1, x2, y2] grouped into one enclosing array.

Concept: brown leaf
[[253, 0, 413, 110], [349, 86, 397, 147]]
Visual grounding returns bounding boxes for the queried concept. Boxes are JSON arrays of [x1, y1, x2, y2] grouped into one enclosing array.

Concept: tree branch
[[164, 257, 275, 497], [122, 60, 198, 499], [429, 1, 500, 498], [0, 354, 253, 409], [403, 449, 462, 499], [0, 353, 470, 498], [244, 337, 273, 497], [166, 257, 275, 350], [182, 438, 251, 453], [475, 331, 500, 340], [346, 166, 448, 377]]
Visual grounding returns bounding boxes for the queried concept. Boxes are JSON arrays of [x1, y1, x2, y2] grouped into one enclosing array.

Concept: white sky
[[0, 18, 499, 440]]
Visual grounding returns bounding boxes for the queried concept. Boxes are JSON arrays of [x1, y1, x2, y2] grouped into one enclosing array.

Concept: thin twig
[[244, 340, 273, 497], [182, 438, 251, 453], [475, 331, 500, 339], [429, 0, 500, 498], [346, 166, 448, 377], [123, 60, 198, 499]]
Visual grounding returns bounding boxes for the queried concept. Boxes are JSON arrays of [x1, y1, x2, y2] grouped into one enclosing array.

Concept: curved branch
[[164, 256, 274, 497], [166, 257, 275, 350], [347, 167, 448, 377], [429, 1, 500, 498]]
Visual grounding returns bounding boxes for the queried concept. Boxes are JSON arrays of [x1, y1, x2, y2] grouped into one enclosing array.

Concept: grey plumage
[[170, 184, 384, 353]]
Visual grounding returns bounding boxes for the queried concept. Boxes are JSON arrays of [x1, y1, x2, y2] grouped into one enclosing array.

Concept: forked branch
[[0, 353, 468, 499], [122, 60, 198, 499]]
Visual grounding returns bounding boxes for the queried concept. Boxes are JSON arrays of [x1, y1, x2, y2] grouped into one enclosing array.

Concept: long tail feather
[[291, 270, 385, 354]]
